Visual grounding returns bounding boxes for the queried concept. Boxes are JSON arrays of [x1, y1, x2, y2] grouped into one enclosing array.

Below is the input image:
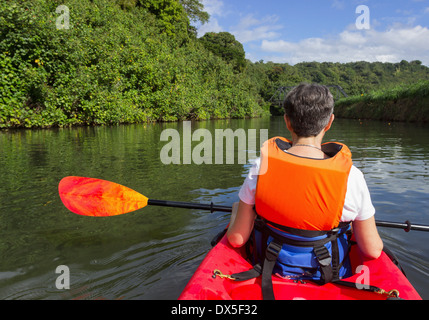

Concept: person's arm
[[227, 201, 257, 248], [352, 216, 383, 259]]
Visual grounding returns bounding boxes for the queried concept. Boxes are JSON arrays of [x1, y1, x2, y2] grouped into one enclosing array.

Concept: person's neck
[[288, 135, 327, 159], [292, 137, 322, 148]]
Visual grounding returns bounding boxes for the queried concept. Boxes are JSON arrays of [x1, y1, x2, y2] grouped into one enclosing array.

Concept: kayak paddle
[[58, 176, 231, 217], [58, 176, 429, 232]]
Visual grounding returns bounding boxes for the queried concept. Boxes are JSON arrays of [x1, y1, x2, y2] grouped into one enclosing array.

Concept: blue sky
[[196, 0, 429, 66]]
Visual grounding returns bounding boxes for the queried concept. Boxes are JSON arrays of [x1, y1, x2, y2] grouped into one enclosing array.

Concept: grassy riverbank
[[334, 80, 429, 123]]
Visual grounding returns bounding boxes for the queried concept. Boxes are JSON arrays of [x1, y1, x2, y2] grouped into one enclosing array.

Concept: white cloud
[[260, 25, 429, 65], [201, 0, 225, 17], [197, 18, 223, 36], [197, 0, 226, 37], [230, 14, 283, 44], [197, 1, 429, 66], [198, 1, 283, 45]]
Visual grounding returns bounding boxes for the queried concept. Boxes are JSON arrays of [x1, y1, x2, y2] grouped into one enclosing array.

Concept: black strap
[[231, 264, 262, 281], [230, 220, 351, 299], [258, 216, 333, 238], [255, 215, 351, 238], [256, 219, 347, 249], [331, 238, 340, 281], [313, 245, 333, 284], [231, 240, 282, 300], [261, 240, 282, 300], [332, 280, 402, 299]]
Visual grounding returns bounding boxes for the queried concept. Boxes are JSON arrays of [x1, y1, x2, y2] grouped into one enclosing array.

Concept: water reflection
[[0, 117, 428, 299]]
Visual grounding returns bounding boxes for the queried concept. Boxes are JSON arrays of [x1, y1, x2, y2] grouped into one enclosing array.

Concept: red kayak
[[179, 233, 421, 300]]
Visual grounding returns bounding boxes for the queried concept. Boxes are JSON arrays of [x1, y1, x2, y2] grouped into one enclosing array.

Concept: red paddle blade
[[58, 176, 148, 217]]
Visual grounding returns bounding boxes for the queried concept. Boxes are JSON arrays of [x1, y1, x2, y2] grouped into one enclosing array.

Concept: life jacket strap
[[261, 240, 282, 300], [231, 240, 282, 300], [230, 217, 351, 300], [314, 245, 333, 283]]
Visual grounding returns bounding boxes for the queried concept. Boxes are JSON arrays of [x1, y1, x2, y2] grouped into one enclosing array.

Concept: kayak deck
[[179, 235, 421, 300]]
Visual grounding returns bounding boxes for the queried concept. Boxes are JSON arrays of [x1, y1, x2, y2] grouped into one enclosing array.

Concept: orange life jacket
[[255, 137, 353, 231]]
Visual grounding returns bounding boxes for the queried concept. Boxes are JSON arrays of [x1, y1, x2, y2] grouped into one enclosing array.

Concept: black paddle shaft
[[148, 199, 428, 232], [375, 220, 429, 232], [147, 199, 232, 213]]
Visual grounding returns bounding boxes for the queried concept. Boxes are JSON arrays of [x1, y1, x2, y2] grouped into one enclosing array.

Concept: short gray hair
[[283, 83, 334, 137]]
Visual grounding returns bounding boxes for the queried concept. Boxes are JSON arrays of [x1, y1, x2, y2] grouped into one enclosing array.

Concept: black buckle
[[314, 246, 332, 267], [265, 240, 282, 261]]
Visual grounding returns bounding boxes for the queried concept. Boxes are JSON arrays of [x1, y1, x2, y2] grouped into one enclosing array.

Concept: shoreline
[[334, 81, 429, 123]]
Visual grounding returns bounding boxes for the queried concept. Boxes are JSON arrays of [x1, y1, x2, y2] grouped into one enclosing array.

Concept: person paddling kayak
[[227, 83, 383, 291]]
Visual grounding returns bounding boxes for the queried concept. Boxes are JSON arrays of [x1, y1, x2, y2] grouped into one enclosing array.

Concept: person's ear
[[324, 114, 335, 132], [284, 114, 294, 132]]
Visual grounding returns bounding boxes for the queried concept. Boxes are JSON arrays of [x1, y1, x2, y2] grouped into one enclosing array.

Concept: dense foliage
[[1, 0, 429, 128], [248, 60, 429, 104], [0, 0, 267, 128], [251, 60, 429, 118], [199, 32, 246, 72]]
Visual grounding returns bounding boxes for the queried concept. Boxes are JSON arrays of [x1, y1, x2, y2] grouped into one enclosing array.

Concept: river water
[[0, 116, 428, 300]]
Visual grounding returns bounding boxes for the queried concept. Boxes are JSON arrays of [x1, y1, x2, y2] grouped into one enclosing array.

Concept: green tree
[[0, 0, 267, 128], [178, 0, 209, 24], [138, 0, 189, 36], [117, 0, 138, 10], [198, 32, 246, 72]]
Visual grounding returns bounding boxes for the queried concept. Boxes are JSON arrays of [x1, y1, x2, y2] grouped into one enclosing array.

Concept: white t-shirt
[[238, 158, 375, 222]]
